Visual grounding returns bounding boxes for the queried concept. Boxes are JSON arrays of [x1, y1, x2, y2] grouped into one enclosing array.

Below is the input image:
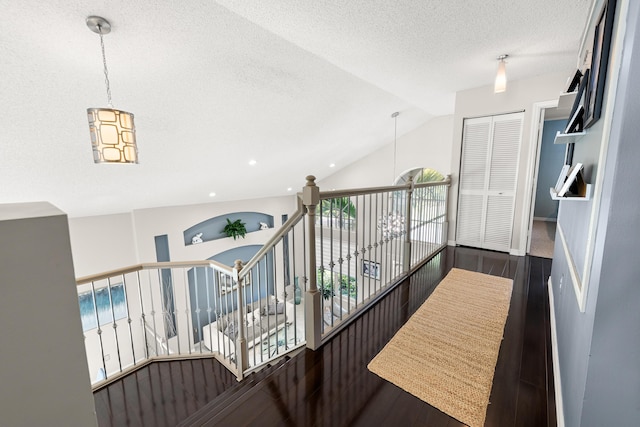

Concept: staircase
[[178, 356, 293, 426]]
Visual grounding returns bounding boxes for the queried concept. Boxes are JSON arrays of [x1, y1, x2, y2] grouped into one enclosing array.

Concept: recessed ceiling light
[[249, 159, 257, 166], [287, 187, 292, 192], [209, 192, 216, 197], [329, 163, 335, 168]]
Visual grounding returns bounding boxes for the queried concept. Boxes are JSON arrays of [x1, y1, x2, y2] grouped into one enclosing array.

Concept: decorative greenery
[[319, 284, 335, 300], [319, 197, 357, 230], [317, 268, 356, 299], [339, 275, 357, 297], [320, 197, 357, 219], [415, 168, 445, 183], [222, 218, 247, 240], [317, 268, 334, 300], [416, 168, 446, 200], [391, 168, 447, 215]]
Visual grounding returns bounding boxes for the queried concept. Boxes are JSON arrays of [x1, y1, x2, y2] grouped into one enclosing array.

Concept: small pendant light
[[86, 16, 138, 164], [494, 54, 509, 93]]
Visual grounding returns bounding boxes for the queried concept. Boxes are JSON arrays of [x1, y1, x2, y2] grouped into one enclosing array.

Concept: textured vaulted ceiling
[[0, 0, 590, 217]]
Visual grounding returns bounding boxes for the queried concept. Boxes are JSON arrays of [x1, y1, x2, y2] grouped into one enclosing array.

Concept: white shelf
[[554, 130, 586, 144], [557, 91, 578, 110], [550, 184, 592, 201]]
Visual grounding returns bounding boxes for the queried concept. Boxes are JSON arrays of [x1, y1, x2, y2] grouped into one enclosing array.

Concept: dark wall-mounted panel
[[183, 212, 274, 246], [154, 234, 176, 338]]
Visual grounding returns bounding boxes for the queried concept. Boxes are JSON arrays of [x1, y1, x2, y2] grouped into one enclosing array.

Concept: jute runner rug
[[367, 268, 513, 427]]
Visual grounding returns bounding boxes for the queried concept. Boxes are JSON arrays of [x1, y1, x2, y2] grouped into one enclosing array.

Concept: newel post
[[233, 259, 248, 379], [302, 175, 322, 350], [403, 176, 414, 273]]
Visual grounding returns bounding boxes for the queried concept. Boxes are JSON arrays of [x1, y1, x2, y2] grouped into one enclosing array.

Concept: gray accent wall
[[534, 119, 565, 219], [154, 234, 177, 338], [580, 0, 640, 423], [154, 234, 171, 263], [550, 0, 640, 425], [188, 245, 274, 342]]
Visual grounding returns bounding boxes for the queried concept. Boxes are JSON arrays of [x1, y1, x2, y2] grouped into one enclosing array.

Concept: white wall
[[131, 195, 299, 265], [68, 213, 138, 278], [318, 115, 454, 190], [67, 196, 299, 277], [320, 73, 571, 256], [0, 203, 97, 426], [449, 71, 570, 253], [68, 195, 300, 382]]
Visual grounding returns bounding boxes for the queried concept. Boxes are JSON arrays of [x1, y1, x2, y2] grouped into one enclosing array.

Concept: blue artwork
[[78, 283, 128, 331]]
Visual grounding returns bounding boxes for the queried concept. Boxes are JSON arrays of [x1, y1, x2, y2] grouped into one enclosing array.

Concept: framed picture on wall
[[584, 0, 618, 129], [566, 142, 576, 167], [555, 164, 571, 192], [565, 68, 589, 134], [361, 259, 380, 280], [566, 69, 583, 92], [78, 283, 127, 331]]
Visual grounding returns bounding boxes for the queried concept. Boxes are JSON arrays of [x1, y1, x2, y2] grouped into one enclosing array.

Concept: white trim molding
[[556, 222, 587, 312], [548, 277, 565, 427], [521, 99, 559, 256]]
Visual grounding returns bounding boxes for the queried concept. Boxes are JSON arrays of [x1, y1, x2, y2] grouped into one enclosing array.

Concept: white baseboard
[[447, 241, 525, 256], [548, 277, 565, 427], [448, 241, 525, 256]]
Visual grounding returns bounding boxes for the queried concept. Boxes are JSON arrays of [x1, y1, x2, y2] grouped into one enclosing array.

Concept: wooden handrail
[[76, 176, 452, 388], [76, 259, 233, 285], [241, 199, 306, 274], [317, 176, 451, 199], [76, 179, 451, 285]]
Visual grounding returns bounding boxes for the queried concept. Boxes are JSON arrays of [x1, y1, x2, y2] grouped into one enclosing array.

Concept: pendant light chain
[[393, 115, 397, 181], [86, 15, 139, 164], [392, 111, 399, 183], [98, 27, 113, 108]]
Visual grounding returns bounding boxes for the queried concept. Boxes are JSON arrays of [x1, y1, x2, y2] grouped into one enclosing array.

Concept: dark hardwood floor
[[94, 246, 555, 427]]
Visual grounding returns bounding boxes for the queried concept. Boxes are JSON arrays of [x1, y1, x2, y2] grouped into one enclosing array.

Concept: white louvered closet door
[[456, 112, 523, 252]]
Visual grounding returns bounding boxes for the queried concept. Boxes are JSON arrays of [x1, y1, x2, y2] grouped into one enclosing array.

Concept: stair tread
[[179, 357, 290, 426]]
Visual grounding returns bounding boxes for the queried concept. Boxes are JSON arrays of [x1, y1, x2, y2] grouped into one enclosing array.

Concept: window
[[394, 167, 444, 185], [392, 167, 446, 214], [317, 197, 357, 230]]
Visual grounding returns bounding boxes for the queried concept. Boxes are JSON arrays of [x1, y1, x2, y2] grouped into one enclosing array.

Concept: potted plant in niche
[[223, 218, 247, 240]]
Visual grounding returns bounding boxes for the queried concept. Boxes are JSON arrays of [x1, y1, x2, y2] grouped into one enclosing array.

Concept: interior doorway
[[526, 103, 570, 258]]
